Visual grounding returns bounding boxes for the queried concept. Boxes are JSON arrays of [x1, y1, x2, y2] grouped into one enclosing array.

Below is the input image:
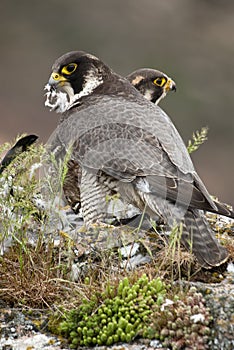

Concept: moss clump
[[57, 274, 166, 348], [49, 280, 213, 349]]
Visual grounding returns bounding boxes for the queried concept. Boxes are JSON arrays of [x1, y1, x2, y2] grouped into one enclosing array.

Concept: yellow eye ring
[[153, 77, 167, 87], [61, 63, 78, 75]]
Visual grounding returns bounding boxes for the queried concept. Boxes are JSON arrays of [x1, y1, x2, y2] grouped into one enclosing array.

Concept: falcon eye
[[61, 63, 78, 75], [153, 77, 167, 87]]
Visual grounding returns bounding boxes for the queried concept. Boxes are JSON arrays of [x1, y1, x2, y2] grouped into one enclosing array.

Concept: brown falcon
[[45, 50, 233, 268], [63, 68, 176, 214]]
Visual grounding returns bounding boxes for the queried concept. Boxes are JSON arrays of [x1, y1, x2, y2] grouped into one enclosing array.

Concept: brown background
[[1, 0, 234, 205]]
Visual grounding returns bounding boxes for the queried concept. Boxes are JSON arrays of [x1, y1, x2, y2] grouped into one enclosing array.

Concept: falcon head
[[126, 68, 176, 105], [45, 51, 111, 113]]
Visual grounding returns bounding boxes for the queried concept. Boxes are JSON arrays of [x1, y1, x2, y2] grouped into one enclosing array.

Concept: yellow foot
[[59, 230, 72, 239], [90, 220, 115, 229]]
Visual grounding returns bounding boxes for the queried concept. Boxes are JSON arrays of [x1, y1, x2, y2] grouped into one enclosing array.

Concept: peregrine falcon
[[63, 68, 176, 214], [45, 50, 233, 268], [126, 68, 176, 104]]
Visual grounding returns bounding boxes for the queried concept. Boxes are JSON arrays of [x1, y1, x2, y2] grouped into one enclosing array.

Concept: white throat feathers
[[45, 69, 103, 113]]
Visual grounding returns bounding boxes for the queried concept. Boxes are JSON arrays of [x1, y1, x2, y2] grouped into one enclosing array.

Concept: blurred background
[[1, 0, 234, 205]]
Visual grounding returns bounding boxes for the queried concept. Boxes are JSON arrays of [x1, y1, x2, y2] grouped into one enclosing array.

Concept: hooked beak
[[48, 72, 68, 87], [164, 78, 177, 92]]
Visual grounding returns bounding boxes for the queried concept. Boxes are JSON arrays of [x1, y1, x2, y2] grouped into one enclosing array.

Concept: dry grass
[[0, 242, 68, 307], [0, 224, 196, 309], [0, 213, 232, 310]]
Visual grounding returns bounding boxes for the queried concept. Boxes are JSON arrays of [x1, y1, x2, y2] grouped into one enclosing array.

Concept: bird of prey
[[0, 135, 38, 175], [63, 68, 176, 214], [45, 50, 233, 268], [126, 68, 176, 105]]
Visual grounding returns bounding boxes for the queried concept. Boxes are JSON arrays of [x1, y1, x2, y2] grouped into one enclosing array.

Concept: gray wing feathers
[[53, 97, 218, 214], [57, 97, 194, 173]]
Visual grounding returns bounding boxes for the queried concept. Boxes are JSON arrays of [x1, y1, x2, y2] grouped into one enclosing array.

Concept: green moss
[[47, 280, 213, 349], [56, 274, 166, 347]]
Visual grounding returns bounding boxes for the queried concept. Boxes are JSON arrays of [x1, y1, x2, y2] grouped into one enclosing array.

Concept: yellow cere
[[51, 72, 64, 81], [51, 72, 68, 84]]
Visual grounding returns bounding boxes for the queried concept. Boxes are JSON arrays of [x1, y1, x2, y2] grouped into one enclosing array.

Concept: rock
[[184, 277, 234, 350], [0, 306, 67, 350]]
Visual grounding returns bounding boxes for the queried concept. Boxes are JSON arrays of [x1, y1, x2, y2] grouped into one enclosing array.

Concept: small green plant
[[187, 126, 208, 154], [51, 279, 212, 349], [57, 274, 166, 348]]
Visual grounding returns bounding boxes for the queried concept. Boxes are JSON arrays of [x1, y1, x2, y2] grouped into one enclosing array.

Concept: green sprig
[[187, 126, 208, 154]]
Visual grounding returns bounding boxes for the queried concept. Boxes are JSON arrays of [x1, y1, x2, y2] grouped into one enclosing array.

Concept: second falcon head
[[127, 68, 176, 105]]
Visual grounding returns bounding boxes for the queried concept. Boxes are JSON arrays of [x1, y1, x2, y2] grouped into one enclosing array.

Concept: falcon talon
[[89, 221, 115, 229]]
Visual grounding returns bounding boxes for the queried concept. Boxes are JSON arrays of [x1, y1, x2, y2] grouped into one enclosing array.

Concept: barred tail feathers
[[142, 193, 228, 268], [182, 210, 228, 268]]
